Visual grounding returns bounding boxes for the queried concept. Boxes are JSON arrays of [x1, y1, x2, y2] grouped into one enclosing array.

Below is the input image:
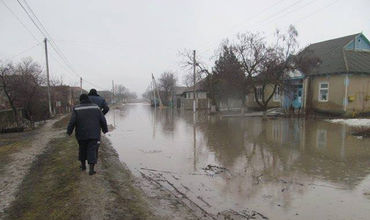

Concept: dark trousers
[[78, 139, 98, 164]]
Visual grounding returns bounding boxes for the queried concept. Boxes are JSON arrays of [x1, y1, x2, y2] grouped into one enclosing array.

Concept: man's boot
[[80, 160, 86, 171], [89, 164, 96, 175]]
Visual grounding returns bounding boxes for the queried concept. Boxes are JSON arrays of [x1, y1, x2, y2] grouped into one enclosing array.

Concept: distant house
[[180, 82, 209, 110], [245, 85, 282, 110], [0, 86, 9, 110], [172, 86, 187, 108], [246, 33, 370, 115]]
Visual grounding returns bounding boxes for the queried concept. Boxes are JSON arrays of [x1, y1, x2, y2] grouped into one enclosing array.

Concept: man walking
[[88, 88, 109, 161], [88, 89, 110, 115], [67, 94, 108, 175]]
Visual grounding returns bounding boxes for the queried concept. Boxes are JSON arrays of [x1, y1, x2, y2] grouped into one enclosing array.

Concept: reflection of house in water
[[193, 117, 370, 210], [258, 119, 370, 188], [192, 115, 370, 190]]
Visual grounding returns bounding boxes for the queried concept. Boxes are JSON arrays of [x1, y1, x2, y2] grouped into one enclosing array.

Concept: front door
[[292, 85, 303, 109]]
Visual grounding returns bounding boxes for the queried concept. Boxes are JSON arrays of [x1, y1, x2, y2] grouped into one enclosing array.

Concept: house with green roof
[[245, 33, 370, 115], [300, 33, 370, 115]]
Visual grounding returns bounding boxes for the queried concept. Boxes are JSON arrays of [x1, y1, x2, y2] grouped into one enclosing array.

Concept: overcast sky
[[1, 0, 369, 96]]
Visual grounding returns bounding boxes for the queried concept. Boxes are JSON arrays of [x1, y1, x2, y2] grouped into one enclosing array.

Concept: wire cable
[[0, 42, 42, 61], [15, 0, 106, 90], [0, 0, 39, 42]]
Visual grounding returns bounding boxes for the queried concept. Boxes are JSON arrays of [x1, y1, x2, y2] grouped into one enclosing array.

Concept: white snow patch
[[328, 119, 370, 127]]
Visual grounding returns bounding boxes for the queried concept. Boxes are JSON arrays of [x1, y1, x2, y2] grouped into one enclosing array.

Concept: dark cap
[[79, 94, 89, 102], [88, 89, 98, 96]]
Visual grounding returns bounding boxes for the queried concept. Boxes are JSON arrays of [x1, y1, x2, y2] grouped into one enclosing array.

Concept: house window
[[319, 82, 329, 102], [273, 86, 280, 102], [256, 86, 263, 101]]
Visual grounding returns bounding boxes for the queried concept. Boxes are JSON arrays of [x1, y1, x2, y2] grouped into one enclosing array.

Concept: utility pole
[[152, 80, 157, 108], [152, 74, 163, 108], [193, 50, 196, 113], [112, 80, 114, 104], [80, 77, 82, 94], [44, 38, 52, 117], [69, 86, 73, 112]]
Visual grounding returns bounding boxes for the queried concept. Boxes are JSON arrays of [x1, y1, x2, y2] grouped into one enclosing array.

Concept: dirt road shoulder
[[1, 115, 157, 220]]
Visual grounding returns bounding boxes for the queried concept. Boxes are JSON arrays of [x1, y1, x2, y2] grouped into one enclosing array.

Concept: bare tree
[[114, 84, 127, 103], [114, 84, 137, 103], [159, 72, 176, 106], [179, 49, 208, 87], [233, 31, 270, 112], [233, 25, 316, 116], [0, 62, 19, 125], [15, 58, 46, 120], [0, 58, 46, 122]]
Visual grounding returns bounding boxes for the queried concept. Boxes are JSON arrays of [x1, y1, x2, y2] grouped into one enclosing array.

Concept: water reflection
[[106, 104, 370, 219]]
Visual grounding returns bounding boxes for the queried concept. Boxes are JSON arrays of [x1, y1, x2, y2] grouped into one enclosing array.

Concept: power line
[[0, 42, 42, 61], [255, 0, 304, 25], [197, 0, 290, 54], [15, 0, 106, 90], [20, 0, 79, 75], [16, 0, 47, 39], [0, 0, 39, 42], [260, 0, 319, 26], [294, 0, 343, 24], [48, 52, 104, 90], [197, 0, 342, 56]]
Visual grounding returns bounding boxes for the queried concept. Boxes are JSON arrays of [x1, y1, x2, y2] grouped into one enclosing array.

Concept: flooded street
[[106, 103, 370, 219]]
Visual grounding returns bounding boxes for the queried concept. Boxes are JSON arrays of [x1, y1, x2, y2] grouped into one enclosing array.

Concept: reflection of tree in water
[[244, 119, 370, 189], [198, 118, 247, 168], [163, 109, 370, 207], [106, 104, 129, 124], [289, 120, 370, 189], [151, 108, 179, 136], [194, 117, 370, 208], [181, 114, 370, 185]]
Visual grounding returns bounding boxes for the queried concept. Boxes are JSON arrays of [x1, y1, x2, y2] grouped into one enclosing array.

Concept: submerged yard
[[106, 103, 370, 220]]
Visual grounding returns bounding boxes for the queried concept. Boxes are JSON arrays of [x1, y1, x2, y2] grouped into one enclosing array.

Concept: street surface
[[106, 103, 370, 220]]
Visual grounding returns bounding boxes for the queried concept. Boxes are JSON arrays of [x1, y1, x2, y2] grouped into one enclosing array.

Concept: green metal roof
[[302, 33, 370, 75]]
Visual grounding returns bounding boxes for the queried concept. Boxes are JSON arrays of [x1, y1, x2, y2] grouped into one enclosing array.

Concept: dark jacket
[[67, 102, 108, 140], [88, 95, 109, 115]]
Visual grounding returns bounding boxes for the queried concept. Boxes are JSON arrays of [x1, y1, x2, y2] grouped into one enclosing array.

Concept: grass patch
[[53, 114, 71, 129], [5, 136, 82, 220], [0, 141, 29, 172], [0, 131, 35, 173], [98, 138, 155, 219]]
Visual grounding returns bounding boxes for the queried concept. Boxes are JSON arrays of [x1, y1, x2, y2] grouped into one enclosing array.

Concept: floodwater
[[106, 103, 370, 220]]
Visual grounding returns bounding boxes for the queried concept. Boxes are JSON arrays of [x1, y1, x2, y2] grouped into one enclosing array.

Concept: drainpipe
[[343, 49, 350, 113], [303, 76, 308, 112]]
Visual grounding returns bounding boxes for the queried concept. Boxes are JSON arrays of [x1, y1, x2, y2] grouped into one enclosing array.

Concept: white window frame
[[256, 86, 263, 101], [318, 82, 329, 102], [273, 86, 280, 102]]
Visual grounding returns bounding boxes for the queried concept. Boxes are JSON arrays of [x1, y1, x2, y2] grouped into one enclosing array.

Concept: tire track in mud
[[138, 167, 269, 220]]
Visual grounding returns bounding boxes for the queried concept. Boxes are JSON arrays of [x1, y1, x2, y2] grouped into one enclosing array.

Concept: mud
[[106, 103, 370, 220], [0, 117, 62, 217], [1, 114, 197, 220]]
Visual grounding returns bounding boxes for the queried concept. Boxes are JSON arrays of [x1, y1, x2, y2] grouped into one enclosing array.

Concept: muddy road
[[106, 103, 370, 220]]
